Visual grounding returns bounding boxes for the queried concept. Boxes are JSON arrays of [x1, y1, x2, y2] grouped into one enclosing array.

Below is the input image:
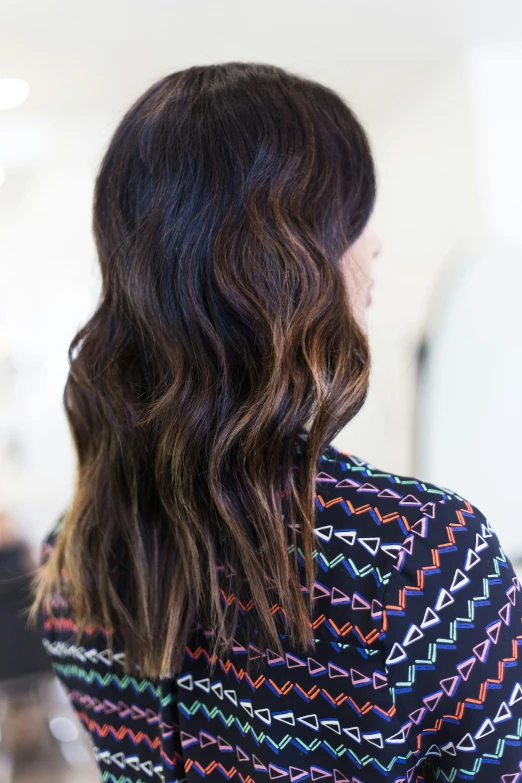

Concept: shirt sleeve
[[380, 492, 522, 780]]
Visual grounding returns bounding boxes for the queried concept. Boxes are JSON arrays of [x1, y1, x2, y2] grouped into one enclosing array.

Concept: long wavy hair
[[29, 61, 376, 680]]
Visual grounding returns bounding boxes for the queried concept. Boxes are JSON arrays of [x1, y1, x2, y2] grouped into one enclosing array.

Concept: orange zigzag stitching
[[75, 710, 163, 749], [406, 634, 522, 756], [316, 493, 401, 525], [383, 522, 477, 618], [184, 647, 397, 715], [185, 759, 244, 780], [159, 746, 185, 768]]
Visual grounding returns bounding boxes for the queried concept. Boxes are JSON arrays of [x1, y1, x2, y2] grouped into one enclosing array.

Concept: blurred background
[[1, 0, 522, 780]]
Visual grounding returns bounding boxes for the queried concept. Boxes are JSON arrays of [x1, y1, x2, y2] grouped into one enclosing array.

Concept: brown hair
[[29, 62, 376, 679]]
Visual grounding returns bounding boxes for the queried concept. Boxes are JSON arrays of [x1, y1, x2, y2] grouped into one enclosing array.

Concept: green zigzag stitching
[[51, 662, 163, 699], [338, 462, 464, 500], [101, 775, 167, 783], [444, 718, 522, 776], [177, 699, 411, 765], [292, 545, 391, 585], [390, 553, 513, 690], [52, 660, 175, 707]]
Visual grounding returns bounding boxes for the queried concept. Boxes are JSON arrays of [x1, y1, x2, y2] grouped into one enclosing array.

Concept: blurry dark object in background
[[0, 511, 53, 773], [0, 512, 98, 781], [0, 538, 52, 684]]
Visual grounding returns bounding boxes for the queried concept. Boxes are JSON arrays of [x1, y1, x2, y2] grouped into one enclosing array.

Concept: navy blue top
[[39, 442, 522, 781]]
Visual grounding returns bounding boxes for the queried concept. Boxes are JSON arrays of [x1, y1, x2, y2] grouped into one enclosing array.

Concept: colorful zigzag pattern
[[39, 442, 522, 782]]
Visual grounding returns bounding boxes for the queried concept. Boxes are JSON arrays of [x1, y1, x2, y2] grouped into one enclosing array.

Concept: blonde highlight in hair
[[29, 61, 375, 679]]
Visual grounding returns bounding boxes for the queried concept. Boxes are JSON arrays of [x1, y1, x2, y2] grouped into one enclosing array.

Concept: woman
[[30, 62, 522, 782]]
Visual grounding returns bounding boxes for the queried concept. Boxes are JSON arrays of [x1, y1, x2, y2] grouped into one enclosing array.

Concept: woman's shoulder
[[319, 441, 484, 511], [320, 441, 471, 501], [316, 442, 498, 561]]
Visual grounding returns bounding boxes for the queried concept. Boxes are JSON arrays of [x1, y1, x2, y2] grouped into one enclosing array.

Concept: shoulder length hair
[[29, 61, 376, 679]]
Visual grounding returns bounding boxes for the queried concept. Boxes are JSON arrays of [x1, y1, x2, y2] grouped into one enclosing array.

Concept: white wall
[[0, 117, 107, 546], [0, 53, 510, 551], [336, 56, 481, 474], [415, 45, 522, 559]]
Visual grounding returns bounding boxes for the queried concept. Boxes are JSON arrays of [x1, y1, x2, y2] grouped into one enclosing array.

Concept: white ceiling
[[1, 0, 522, 118], [1, 0, 522, 179]]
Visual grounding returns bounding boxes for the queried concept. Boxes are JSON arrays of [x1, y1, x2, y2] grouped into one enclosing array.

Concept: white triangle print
[[254, 708, 272, 725], [474, 718, 494, 739], [362, 732, 383, 748], [334, 530, 357, 546], [420, 606, 440, 628], [440, 741, 456, 755], [450, 569, 471, 593], [456, 733, 476, 751], [297, 714, 319, 731], [98, 649, 113, 666], [381, 544, 402, 560], [177, 674, 193, 690], [475, 533, 488, 552], [434, 588, 454, 611], [224, 689, 238, 705], [385, 728, 406, 744], [273, 711, 295, 726], [113, 652, 126, 668], [425, 744, 442, 757], [403, 624, 424, 646], [385, 642, 407, 666], [464, 548, 481, 571], [315, 526, 333, 542], [481, 522, 493, 538], [111, 752, 126, 769], [509, 681, 522, 706], [342, 726, 361, 742], [320, 719, 341, 734], [493, 701, 511, 723], [358, 537, 380, 556]]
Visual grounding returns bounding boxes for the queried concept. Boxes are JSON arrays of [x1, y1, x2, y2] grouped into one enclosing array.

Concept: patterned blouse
[[39, 442, 522, 782]]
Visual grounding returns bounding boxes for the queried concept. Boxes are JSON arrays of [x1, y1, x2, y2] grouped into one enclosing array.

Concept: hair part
[[29, 61, 376, 679]]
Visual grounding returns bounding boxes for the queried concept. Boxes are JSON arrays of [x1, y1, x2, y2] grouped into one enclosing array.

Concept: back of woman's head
[[30, 61, 376, 679]]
